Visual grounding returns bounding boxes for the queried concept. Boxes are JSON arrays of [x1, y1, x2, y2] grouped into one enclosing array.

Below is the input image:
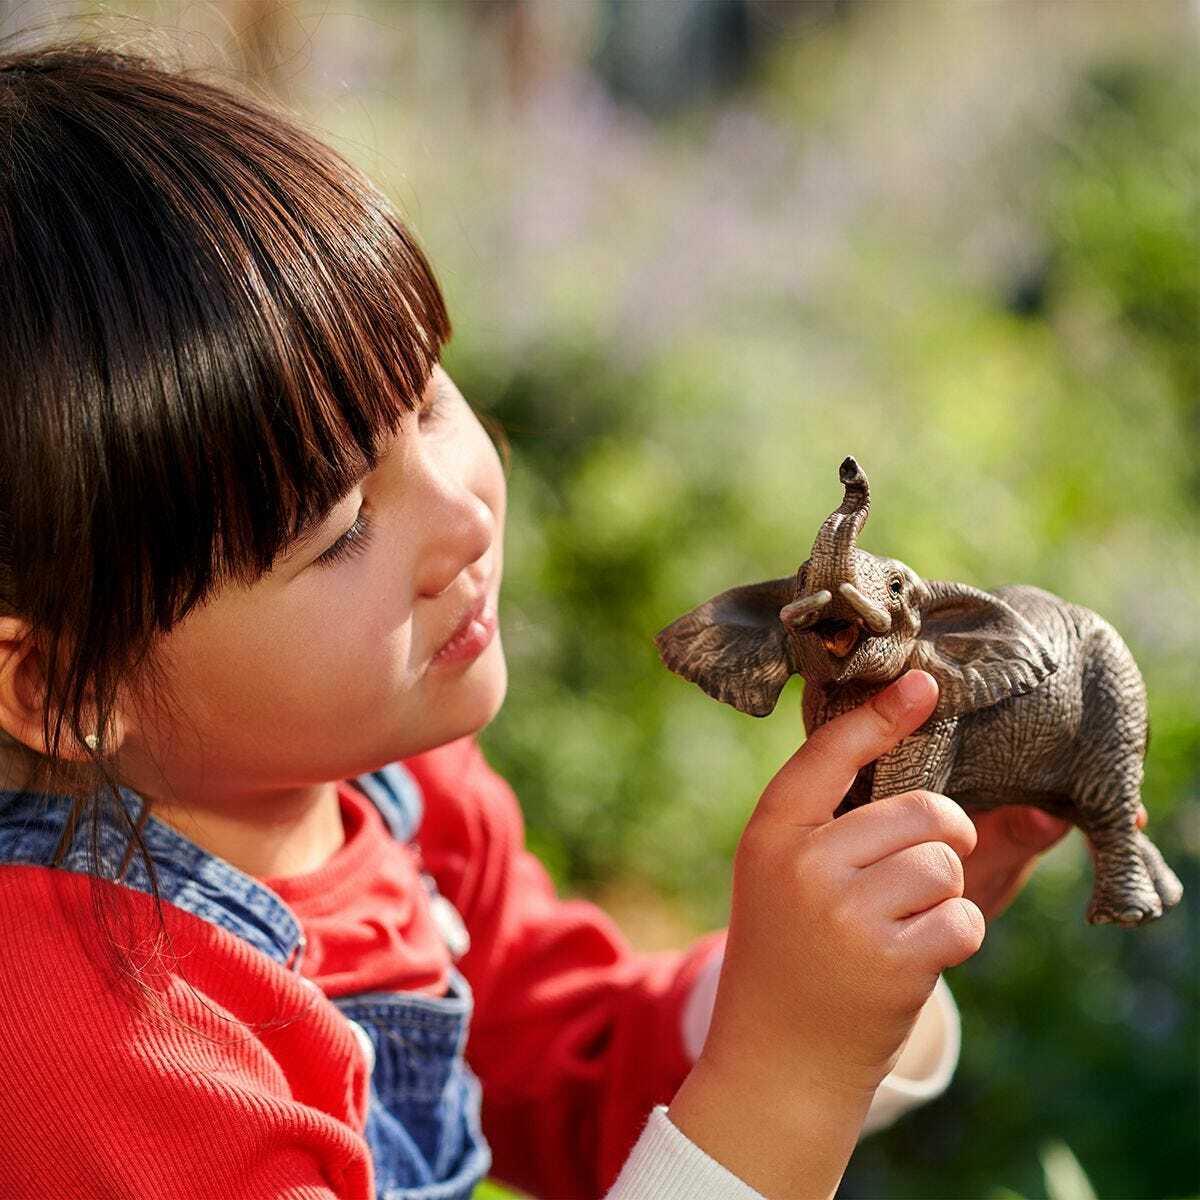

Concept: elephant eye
[[889, 577, 903, 595]]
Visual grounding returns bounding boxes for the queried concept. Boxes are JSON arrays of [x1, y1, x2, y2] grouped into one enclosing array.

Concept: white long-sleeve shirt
[[608, 970, 961, 1198]]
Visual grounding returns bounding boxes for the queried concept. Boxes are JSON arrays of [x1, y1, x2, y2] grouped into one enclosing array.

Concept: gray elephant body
[[656, 457, 1183, 927], [824, 584, 1137, 810], [931, 586, 1139, 811]]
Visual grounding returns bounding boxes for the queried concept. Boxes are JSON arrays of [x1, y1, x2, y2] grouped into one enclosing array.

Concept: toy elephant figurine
[[655, 456, 1183, 927]]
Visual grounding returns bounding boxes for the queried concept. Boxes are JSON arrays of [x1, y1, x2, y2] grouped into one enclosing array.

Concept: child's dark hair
[[0, 34, 457, 1039]]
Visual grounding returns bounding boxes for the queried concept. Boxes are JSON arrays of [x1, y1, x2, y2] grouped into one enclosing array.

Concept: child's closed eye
[[311, 375, 450, 570], [313, 507, 374, 568]]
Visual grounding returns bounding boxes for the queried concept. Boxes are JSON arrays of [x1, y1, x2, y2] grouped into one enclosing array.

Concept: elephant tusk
[[779, 590, 832, 629], [838, 581, 892, 635]]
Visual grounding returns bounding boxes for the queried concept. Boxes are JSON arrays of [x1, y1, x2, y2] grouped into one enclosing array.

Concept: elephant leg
[[1136, 830, 1184, 911], [869, 717, 959, 801], [1070, 622, 1175, 925], [1076, 770, 1164, 926]]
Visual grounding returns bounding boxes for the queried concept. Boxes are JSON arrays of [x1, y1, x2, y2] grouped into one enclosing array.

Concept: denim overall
[[0, 764, 492, 1200]]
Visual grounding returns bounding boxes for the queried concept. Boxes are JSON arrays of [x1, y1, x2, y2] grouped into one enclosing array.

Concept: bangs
[[0, 42, 450, 651]]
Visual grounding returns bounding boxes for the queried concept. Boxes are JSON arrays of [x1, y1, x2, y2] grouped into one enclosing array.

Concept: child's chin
[[444, 637, 508, 733], [472, 639, 508, 725]]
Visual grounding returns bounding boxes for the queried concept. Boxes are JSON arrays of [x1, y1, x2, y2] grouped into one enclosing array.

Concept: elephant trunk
[[808, 456, 870, 595], [781, 457, 872, 635]]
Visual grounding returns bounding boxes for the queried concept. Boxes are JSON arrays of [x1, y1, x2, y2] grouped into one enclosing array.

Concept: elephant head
[[655, 456, 1058, 720]]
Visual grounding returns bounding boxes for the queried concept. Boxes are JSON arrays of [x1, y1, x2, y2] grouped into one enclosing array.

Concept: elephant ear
[[911, 580, 1058, 720], [655, 576, 797, 716]]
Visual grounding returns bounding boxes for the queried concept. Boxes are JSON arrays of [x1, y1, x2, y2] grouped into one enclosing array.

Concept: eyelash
[[313, 509, 375, 568], [312, 383, 447, 569]]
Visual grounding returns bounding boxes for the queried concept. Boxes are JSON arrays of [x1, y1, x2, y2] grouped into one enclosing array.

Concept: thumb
[[995, 805, 1072, 852], [754, 669, 940, 827]]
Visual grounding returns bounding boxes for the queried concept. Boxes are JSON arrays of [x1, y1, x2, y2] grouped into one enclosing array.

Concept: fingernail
[[894, 670, 930, 711]]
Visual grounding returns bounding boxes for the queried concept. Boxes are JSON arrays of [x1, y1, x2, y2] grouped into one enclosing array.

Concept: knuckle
[[828, 894, 861, 937], [895, 897, 985, 970], [733, 826, 771, 885], [864, 695, 900, 739], [801, 847, 837, 896], [925, 789, 959, 822], [826, 695, 899, 761], [911, 789, 942, 822], [925, 838, 961, 877], [876, 932, 907, 976], [884, 923, 933, 982], [801, 720, 837, 757], [896, 788, 943, 828], [920, 791, 976, 848], [944, 898, 986, 959], [910, 840, 962, 898], [938, 842, 965, 894], [737, 813, 771, 860]]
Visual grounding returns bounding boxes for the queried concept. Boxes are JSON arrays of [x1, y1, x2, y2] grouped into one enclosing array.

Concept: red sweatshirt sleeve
[[405, 735, 725, 1200], [0, 865, 373, 1200]]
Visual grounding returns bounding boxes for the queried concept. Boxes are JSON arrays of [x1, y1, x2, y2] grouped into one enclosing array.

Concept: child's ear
[[0, 618, 125, 761]]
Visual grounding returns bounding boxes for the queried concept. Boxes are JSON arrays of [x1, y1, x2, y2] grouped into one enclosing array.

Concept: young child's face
[[118, 365, 507, 803]]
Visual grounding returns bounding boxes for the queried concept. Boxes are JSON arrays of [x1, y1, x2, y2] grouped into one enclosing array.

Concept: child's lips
[[429, 598, 497, 668], [429, 571, 500, 667]]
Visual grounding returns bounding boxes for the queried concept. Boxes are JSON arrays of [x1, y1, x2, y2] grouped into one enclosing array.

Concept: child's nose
[[417, 484, 496, 600]]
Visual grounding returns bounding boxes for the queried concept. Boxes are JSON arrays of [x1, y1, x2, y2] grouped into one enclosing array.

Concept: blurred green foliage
[[47, 1, 1192, 1196]]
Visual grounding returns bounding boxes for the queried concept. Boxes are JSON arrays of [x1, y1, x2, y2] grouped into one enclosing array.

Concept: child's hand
[[713, 667, 980, 1095], [668, 668, 980, 1198]]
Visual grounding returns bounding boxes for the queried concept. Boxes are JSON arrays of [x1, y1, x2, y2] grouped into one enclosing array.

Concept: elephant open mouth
[[812, 617, 863, 658]]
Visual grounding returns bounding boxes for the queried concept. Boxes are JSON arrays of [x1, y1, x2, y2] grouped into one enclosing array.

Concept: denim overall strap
[[0, 784, 304, 968], [0, 764, 425, 968], [351, 763, 424, 843], [333, 968, 491, 1200], [339, 764, 491, 1198]]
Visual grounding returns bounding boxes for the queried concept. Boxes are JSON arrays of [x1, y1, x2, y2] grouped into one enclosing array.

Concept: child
[[0, 38, 1073, 1200]]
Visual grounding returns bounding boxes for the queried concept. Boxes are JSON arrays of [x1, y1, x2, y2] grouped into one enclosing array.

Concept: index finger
[[755, 669, 940, 826]]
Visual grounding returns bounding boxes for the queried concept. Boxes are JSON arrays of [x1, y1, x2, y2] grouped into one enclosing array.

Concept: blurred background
[[2, 1, 1197, 1197]]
